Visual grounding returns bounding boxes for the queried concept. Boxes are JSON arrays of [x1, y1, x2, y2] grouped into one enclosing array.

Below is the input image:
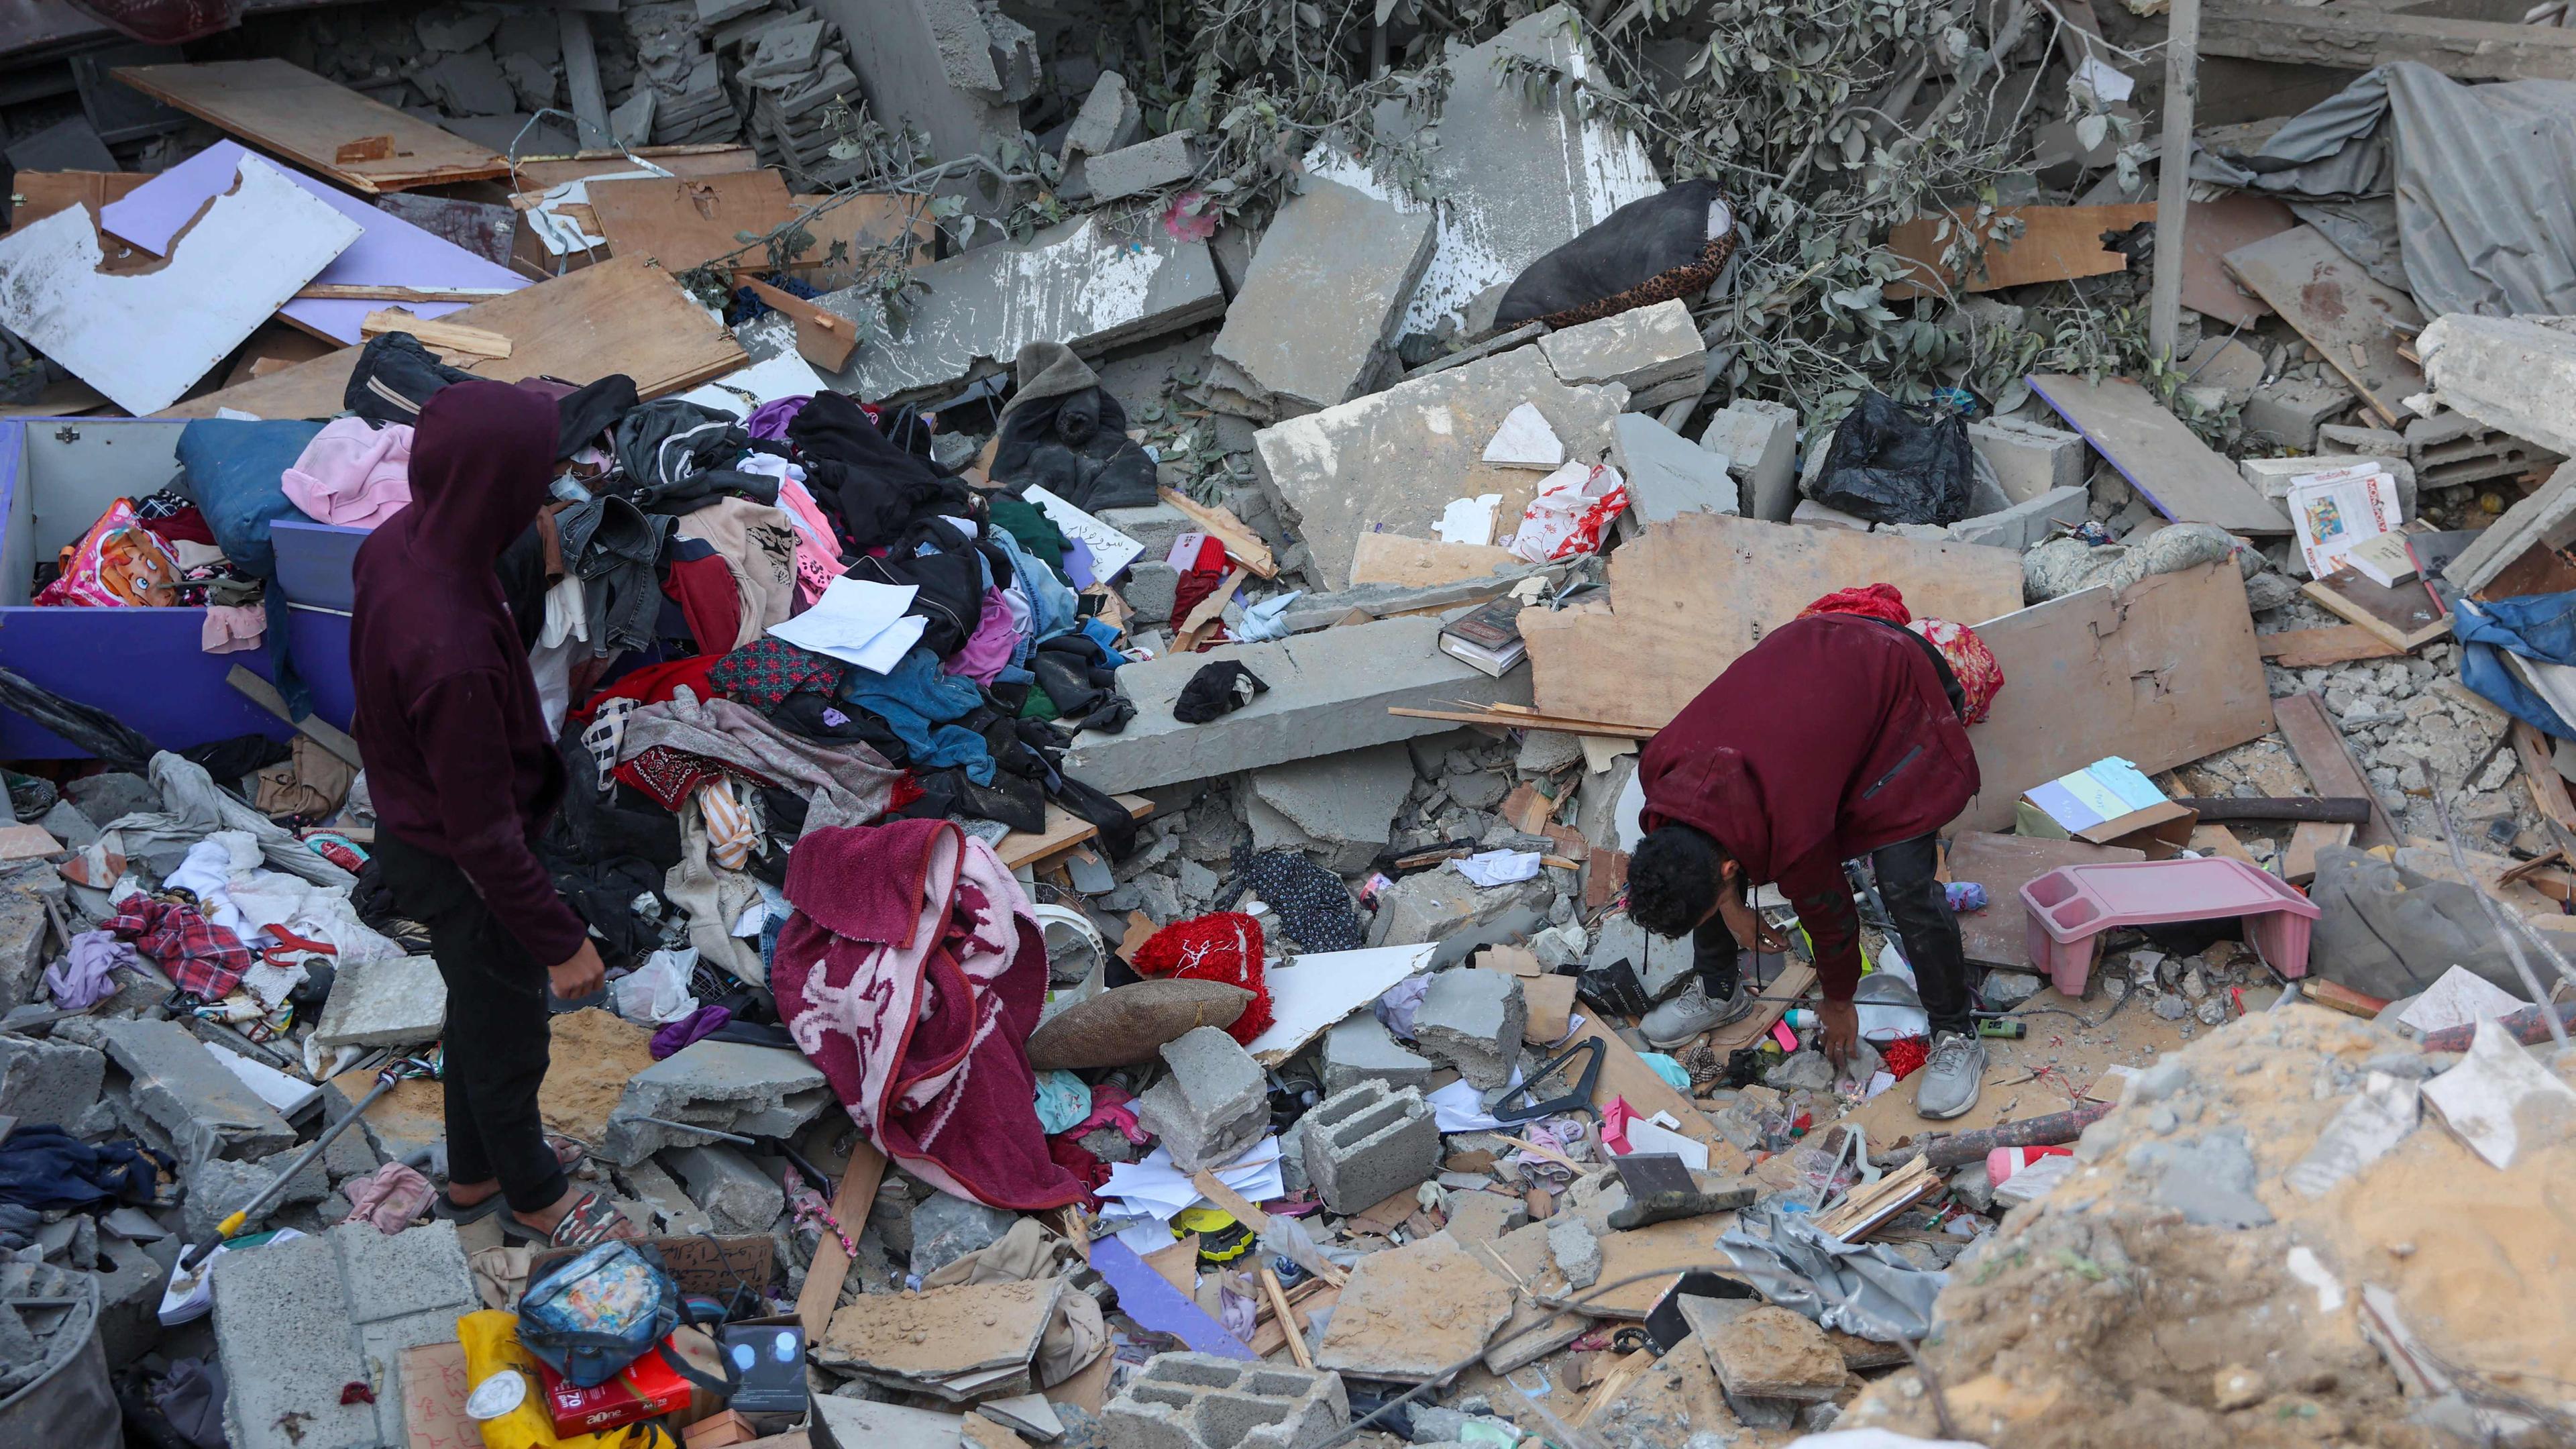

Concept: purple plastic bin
[[2018, 857, 2318, 996]]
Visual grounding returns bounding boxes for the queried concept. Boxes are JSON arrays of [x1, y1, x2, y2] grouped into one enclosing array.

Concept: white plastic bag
[[612, 947, 700, 1025]]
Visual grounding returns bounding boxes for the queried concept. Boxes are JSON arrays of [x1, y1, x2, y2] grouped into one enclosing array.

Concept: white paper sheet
[[1434, 494, 1504, 546], [1428, 1067, 1525, 1132], [767, 576, 924, 671], [1242, 944, 1438, 1064], [1027, 484, 1145, 580], [2397, 964, 2528, 1034], [1098, 1136, 1286, 1223]]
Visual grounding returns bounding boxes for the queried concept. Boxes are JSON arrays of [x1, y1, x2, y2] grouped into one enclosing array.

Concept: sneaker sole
[[1641, 997, 1758, 1051], [1914, 1085, 1983, 1120]]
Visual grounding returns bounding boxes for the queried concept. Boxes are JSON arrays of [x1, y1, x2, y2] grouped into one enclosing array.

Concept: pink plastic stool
[[2017, 857, 2318, 996]]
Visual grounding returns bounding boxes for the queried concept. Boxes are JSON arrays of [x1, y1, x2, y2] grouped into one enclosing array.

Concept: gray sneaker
[[1642, 977, 1755, 1049], [1913, 1030, 1988, 1119]]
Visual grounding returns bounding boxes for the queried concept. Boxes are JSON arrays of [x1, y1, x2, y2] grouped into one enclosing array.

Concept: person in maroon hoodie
[[350, 379, 634, 1247], [1624, 608, 1994, 1119]]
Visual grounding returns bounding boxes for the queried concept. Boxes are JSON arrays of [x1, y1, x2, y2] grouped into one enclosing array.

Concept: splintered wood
[[1519, 511, 2023, 729]]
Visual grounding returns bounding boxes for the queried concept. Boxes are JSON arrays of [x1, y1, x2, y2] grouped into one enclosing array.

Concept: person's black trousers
[[373, 831, 569, 1213], [1694, 832, 1976, 1039]]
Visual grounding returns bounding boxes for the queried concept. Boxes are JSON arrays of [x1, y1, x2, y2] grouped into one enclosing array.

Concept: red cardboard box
[[536, 1339, 692, 1436]]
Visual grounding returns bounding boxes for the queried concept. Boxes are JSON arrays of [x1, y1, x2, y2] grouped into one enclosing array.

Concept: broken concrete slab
[[910, 1190, 1018, 1278], [1248, 743, 1416, 875], [1300, 1079, 1440, 1212], [1087, 131, 1199, 201], [97, 1018, 294, 1165], [0, 1034, 103, 1128], [1536, 299, 1707, 410], [1442, 1188, 1530, 1244], [1062, 614, 1534, 795], [1613, 412, 1738, 529], [1254, 343, 1625, 588], [1063, 71, 1143, 158], [312, 954, 446, 1049], [1699, 1303, 1846, 1402], [1969, 415, 2087, 504], [1322, 1014, 1438, 1096], [1301, 5, 1661, 335], [215, 1220, 478, 1449], [2241, 374, 2357, 450], [769, 215, 1224, 402], [1315, 1232, 1517, 1381], [1413, 967, 1525, 1090], [601, 1038, 833, 1165], [665, 1141, 785, 1235], [1949, 484, 2088, 552], [1133, 1026, 1269, 1171], [822, 0, 1026, 197], [1364, 869, 1548, 955], [1208, 177, 1436, 423], [1546, 1216, 1601, 1289], [1700, 398, 1799, 522]]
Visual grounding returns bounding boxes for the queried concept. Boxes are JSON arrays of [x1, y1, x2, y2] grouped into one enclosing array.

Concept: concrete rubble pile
[[0, 1, 2571, 1448]]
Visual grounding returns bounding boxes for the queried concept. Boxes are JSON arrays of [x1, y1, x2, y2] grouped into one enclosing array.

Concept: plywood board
[[0, 156, 360, 417], [786, 192, 935, 282], [587, 170, 796, 272], [995, 794, 1150, 869], [112, 59, 507, 194], [1946, 832, 2145, 969], [1886, 203, 2155, 298], [1521, 511, 2023, 729], [99, 140, 527, 345], [2029, 373, 2294, 534], [1839, 976, 2192, 1140], [2176, 192, 2298, 327], [2223, 225, 2426, 425], [1350, 532, 1525, 588], [1558, 1018, 1750, 1175], [2257, 623, 2404, 668], [10, 170, 151, 232], [1951, 561, 2275, 833], [2300, 572, 2447, 651], [160, 254, 745, 419]]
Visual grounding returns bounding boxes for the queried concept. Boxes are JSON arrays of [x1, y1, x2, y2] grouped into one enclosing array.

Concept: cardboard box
[[537, 1340, 693, 1436], [686, 1409, 759, 1447], [2016, 757, 2198, 859]]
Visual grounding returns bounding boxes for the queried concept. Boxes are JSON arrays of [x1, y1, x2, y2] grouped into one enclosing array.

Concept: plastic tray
[[2018, 856, 2318, 996]]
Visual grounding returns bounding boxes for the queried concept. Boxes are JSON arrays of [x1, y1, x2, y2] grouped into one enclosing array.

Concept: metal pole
[[2147, 0, 2200, 360]]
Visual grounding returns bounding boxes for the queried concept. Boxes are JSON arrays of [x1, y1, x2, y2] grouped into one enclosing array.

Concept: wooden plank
[[995, 795, 1152, 871], [1886, 203, 2156, 299], [1946, 832, 2145, 969], [360, 308, 513, 358], [160, 254, 745, 419], [2028, 374, 2294, 534], [2273, 691, 2400, 849], [9, 171, 152, 235], [1519, 511, 2023, 729], [1560, 1018, 1752, 1176], [1157, 488, 1277, 578], [2257, 624, 2404, 669], [111, 59, 507, 193], [795, 1139, 886, 1340], [1706, 958, 1813, 1057], [2176, 192, 2298, 328], [1258, 1268, 1313, 1368], [2299, 573, 2448, 652], [511, 145, 763, 189], [2283, 820, 2355, 885], [2188, 822, 2260, 866], [2223, 225, 2425, 426], [2512, 720, 2576, 857], [1348, 533, 1524, 588], [1387, 706, 1656, 739], [744, 278, 859, 371], [2200, 1, 2576, 82], [1955, 561, 2277, 833], [297, 283, 516, 303], [586, 170, 797, 272]]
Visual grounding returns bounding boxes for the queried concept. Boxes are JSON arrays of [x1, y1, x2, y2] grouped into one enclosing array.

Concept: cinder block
[[1104, 1352, 1349, 1449], [1134, 1027, 1269, 1171], [1299, 1081, 1438, 1213], [1413, 968, 1525, 1090], [1701, 398, 1800, 521], [1088, 131, 1200, 201], [1321, 1015, 1435, 1096], [1968, 417, 2086, 505]]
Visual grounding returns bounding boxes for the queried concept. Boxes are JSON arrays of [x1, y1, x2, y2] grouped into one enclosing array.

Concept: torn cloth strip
[[773, 817, 1086, 1210]]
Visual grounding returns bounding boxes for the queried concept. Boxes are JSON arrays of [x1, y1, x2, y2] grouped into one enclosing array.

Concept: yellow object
[[1173, 1207, 1252, 1264], [456, 1309, 636, 1449], [215, 1210, 247, 1238]]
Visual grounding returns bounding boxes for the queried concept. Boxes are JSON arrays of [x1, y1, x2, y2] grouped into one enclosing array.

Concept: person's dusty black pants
[[374, 831, 569, 1214], [1694, 833, 1976, 1038]]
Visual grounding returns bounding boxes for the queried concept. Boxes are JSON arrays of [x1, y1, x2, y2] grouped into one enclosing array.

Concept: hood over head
[[402, 379, 559, 568]]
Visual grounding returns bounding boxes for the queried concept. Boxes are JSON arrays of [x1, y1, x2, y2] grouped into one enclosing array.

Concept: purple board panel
[[270, 519, 370, 612], [1087, 1238, 1257, 1360], [0, 604, 354, 757], [98, 140, 526, 344]]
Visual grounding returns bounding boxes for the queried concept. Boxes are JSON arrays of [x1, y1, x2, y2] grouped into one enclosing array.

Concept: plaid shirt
[[706, 637, 842, 711], [105, 894, 253, 1000]]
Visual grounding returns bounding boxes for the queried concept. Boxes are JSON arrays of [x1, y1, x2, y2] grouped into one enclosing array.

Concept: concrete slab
[[1064, 72, 1142, 157], [1612, 413, 1737, 527], [1061, 614, 1533, 794], [1322, 1014, 1437, 1096], [214, 1230, 375, 1449], [1254, 344, 1625, 588], [665, 1141, 786, 1234], [777, 215, 1224, 402], [1413, 967, 1526, 1090], [1132, 1026, 1268, 1171], [313, 955, 447, 1049], [97, 1018, 294, 1165], [1210, 177, 1436, 421], [1699, 399, 1800, 522], [602, 1038, 832, 1164], [0, 1034, 103, 1128], [1538, 300, 1706, 409], [1088, 131, 1199, 201], [1249, 743, 1415, 875], [1301, 5, 1661, 335], [1949, 484, 2089, 551]]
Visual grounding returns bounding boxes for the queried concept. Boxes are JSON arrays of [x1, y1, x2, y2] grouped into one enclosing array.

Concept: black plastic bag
[[1809, 391, 1974, 526]]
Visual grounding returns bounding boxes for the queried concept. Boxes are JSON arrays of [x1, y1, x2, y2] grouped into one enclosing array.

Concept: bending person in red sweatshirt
[[1625, 606, 1996, 1119], [350, 379, 634, 1247]]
